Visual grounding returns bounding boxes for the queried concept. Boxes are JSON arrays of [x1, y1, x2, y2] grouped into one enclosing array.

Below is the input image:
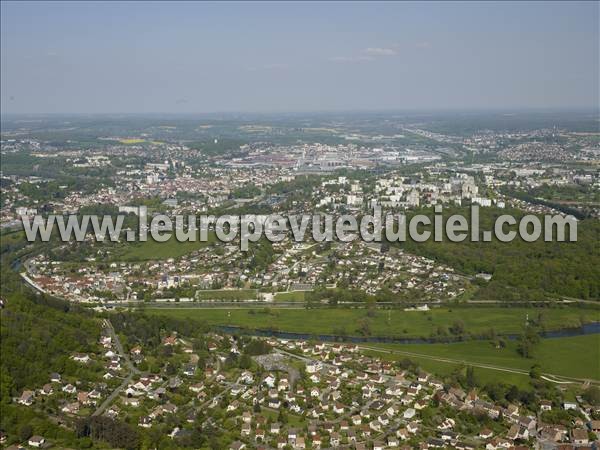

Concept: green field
[[363, 350, 535, 389], [145, 306, 600, 386], [364, 334, 600, 382], [147, 306, 599, 339], [109, 234, 216, 261]]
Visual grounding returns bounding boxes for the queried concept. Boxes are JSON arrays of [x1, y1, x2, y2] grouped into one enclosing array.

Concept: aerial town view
[[0, 1, 599, 450]]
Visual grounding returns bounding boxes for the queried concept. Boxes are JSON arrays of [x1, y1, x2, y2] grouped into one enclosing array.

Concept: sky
[[1, 1, 598, 114]]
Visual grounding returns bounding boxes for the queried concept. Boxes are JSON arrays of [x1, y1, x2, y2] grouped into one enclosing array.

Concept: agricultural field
[[364, 334, 600, 382]]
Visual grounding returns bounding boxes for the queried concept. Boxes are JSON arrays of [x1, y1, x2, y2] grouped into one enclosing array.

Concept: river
[[214, 321, 600, 344]]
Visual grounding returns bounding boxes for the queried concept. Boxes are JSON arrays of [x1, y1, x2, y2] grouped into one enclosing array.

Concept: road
[[92, 319, 140, 417], [92, 374, 133, 417], [101, 297, 600, 308], [104, 319, 139, 375], [198, 373, 243, 409]]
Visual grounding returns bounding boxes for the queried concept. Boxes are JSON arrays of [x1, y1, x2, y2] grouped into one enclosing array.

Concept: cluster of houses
[[224, 336, 600, 450], [4, 296, 599, 450], [25, 228, 467, 304], [26, 327, 590, 450], [269, 240, 466, 299], [13, 330, 130, 441], [3, 129, 599, 232]]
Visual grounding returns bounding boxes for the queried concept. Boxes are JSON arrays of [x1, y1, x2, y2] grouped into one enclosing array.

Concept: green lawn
[[365, 334, 600, 381], [109, 233, 216, 261], [260, 407, 304, 426], [147, 306, 599, 339]]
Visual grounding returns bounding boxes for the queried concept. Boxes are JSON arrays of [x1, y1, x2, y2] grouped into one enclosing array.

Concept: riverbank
[[144, 306, 600, 387], [146, 306, 600, 341]]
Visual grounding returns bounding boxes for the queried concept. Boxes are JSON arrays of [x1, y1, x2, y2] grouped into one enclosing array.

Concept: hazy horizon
[[2, 107, 600, 118], [2, 1, 598, 115]]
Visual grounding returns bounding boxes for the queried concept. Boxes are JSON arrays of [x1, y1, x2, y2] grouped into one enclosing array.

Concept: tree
[[76, 417, 140, 448], [583, 386, 600, 406], [517, 335, 532, 358], [19, 424, 33, 442], [517, 326, 540, 358], [244, 339, 272, 356], [465, 366, 477, 388], [357, 318, 371, 336], [484, 382, 506, 402], [278, 409, 288, 424], [165, 362, 176, 376], [239, 354, 252, 369], [506, 385, 520, 403], [529, 364, 542, 379], [398, 358, 417, 371], [449, 320, 465, 336]]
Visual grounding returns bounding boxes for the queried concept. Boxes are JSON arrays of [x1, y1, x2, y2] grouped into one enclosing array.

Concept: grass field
[[261, 407, 304, 426], [362, 349, 535, 389], [145, 306, 600, 386], [0, 230, 26, 246], [147, 306, 599, 339], [110, 234, 216, 261], [364, 334, 600, 382]]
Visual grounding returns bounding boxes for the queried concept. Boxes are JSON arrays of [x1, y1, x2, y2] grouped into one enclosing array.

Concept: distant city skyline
[[1, 1, 598, 114]]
